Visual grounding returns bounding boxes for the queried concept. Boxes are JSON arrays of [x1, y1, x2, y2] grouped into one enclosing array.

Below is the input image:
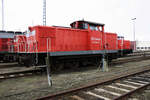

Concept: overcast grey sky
[[0, 0, 150, 41]]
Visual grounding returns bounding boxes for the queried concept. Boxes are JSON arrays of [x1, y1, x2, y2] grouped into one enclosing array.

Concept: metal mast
[[43, 0, 46, 26], [2, 0, 4, 30], [132, 18, 136, 51], [43, 0, 52, 86]]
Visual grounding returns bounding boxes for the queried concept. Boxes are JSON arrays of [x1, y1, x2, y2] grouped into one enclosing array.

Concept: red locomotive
[[17, 20, 132, 67], [117, 36, 132, 56], [14, 34, 27, 53], [0, 31, 26, 62], [0, 31, 15, 61]]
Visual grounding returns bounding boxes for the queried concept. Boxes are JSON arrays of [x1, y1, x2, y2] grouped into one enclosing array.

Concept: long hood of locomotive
[[23, 26, 118, 56]]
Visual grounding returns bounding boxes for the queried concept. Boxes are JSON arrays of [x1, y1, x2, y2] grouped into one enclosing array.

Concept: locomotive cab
[[70, 20, 104, 32]]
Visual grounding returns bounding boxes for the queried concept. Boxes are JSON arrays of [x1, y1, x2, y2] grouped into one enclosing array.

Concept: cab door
[[88, 25, 103, 50]]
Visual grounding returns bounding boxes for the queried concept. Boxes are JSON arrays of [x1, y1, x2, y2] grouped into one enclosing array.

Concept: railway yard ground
[[1, 56, 150, 100]]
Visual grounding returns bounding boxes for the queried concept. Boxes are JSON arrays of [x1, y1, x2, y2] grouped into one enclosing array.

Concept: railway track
[[0, 52, 149, 69], [111, 55, 150, 65], [0, 55, 149, 81], [0, 68, 43, 80], [0, 62, 19, 68], [37, 66, 150, 100]]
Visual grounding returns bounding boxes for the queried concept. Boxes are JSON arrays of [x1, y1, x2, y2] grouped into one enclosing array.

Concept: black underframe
[[18, 50, 118, 56]]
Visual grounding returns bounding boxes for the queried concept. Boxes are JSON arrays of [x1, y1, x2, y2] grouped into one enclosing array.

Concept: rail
[[36, 65, 150, 100], [0, 68, 43, 80]]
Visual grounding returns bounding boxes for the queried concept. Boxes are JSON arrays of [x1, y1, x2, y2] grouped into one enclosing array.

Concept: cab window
[[84, 23, 88, 29], [99, 26, 103, 31], [89, 25, 98, 31], [78, 22, 88, 29]]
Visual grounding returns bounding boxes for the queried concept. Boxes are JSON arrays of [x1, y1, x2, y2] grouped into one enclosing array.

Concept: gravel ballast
[[0, 59, 150, 100]]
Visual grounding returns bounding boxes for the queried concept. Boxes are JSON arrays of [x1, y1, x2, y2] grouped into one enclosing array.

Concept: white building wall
[[136, 41, 150, 51]]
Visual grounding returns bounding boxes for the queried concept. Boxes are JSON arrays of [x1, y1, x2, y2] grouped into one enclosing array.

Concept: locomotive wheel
[[18, 57, 23, 65], [64, 61, 79, 69], [97, 61, 102, 68], [54, 63, 64, 71], [64, 62, 72, 69], [80, 60, 88, 67], [72, 61, 79, 69]]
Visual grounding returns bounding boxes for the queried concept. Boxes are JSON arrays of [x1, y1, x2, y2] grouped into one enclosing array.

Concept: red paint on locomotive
[[14, 35, 27, 53], [105, 32, 118, 50], [26, 20, 110, 54]]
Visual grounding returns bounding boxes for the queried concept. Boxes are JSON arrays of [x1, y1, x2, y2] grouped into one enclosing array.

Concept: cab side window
[[78, 22, 84, 29], [99, 26, 103, 31], [84, 23, 88, 29], [89, 25, 98, 31], [78, 22, 88, 29]]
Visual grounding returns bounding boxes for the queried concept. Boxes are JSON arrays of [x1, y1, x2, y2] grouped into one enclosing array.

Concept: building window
[[141, 47, 144, 49], [148, 47, 150, 50], [137, 47, 140, 49], [145, 47, 147, 49]]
